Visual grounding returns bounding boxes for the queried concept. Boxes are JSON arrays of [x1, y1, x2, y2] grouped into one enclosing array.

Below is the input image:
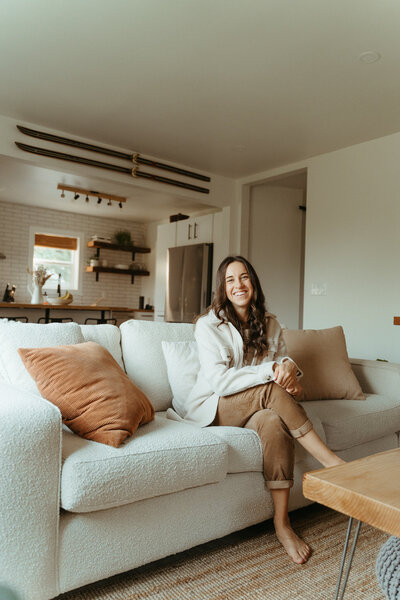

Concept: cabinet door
[[133, 311, 154, 321], [154, 223, 176, 321], [176, 214, 213, 246]]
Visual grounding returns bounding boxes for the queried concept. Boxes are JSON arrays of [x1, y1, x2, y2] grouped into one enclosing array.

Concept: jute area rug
[[59, 504, 388, 600]]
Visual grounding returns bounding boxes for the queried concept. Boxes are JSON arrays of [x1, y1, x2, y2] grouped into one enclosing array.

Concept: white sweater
[[167, 309, 301, 427]]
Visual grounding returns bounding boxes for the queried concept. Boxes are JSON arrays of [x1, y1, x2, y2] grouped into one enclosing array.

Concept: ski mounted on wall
[[15, 142, 210, 194], [16, 125, 211, 183]]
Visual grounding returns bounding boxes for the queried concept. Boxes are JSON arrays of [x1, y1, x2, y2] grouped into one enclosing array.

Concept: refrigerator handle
[[194, 222, 198, 239], [188, 223, 192, 240]]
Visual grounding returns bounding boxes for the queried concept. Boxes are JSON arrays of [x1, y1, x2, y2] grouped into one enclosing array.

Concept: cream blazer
[[166, 309, 301, 427]]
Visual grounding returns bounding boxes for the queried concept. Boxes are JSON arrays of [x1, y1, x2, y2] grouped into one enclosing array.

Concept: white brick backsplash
[[0, 201, 150, 310]]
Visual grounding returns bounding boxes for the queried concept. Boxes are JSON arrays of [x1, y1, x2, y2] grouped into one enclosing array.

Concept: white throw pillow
[[161, 340, 200, 416], [0, 321, 85, 394]]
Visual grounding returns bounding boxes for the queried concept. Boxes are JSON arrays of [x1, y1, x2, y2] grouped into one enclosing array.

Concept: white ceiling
[[0, 0, 399, 217]]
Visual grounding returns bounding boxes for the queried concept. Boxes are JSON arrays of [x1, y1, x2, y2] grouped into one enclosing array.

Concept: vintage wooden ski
[[17, 125, 211, 182], [15, 142, 210, 194]]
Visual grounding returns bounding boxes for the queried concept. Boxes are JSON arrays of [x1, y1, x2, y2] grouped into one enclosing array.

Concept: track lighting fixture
[[57, 184, 126, 210]]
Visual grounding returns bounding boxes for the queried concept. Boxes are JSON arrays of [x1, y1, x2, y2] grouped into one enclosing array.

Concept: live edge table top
[[303, 448, 400, 537]]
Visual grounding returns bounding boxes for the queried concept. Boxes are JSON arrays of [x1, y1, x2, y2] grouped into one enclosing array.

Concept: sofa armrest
[[0, 382, 62, 600], [350, 358, 400, 398]]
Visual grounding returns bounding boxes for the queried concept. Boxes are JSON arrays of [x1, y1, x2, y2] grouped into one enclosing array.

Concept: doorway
[[248, 169, 307, 330]]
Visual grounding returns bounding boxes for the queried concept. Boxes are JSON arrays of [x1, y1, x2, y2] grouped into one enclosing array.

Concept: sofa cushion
[[0, 321, 84, 394], [61, 413, 228, 512], [207, 425, 263, 473], [18, 341, 154, 448], [303, 394, 400, 451], [80, 323, 124, 369], [283, 326, 365, 401], [120, 320, 195, 411]]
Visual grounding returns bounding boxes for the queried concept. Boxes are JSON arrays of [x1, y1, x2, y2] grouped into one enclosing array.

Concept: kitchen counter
[[0, 303, 153, 324]]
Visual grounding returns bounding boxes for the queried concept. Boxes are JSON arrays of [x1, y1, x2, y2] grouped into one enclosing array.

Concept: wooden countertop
[[0, 303, 153, 312]]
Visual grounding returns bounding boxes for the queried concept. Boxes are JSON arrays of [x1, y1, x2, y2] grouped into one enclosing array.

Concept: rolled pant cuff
[[289, 419, 313, 439], [266, 480, 294, 489]]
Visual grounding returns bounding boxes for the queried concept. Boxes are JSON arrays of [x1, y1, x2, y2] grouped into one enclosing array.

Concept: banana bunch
[[60, 291, 73, 303]]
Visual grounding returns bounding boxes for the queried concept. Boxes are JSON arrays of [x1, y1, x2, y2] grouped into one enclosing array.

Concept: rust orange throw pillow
[[18, 341, 154, 447]]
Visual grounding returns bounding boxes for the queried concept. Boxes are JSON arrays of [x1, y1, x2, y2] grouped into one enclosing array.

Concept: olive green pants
[[213, 382, 313, 489]]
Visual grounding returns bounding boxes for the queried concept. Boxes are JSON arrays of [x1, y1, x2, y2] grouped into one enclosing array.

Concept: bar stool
[[0, 316, 29, 322], [37, 317, 74, 323], [84, 317, 117, 325]]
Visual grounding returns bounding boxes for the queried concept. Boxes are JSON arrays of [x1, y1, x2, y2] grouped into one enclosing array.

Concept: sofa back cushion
[[79, 323, 124, 369], [0, 321, 84, 393], [120, 320, 195, 411]]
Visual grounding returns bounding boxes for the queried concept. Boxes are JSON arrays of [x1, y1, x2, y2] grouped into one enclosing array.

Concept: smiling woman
[[168, 255, 345, 565]]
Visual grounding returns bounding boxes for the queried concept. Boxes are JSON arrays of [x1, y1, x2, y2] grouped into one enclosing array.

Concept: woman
[[180, 256, 344, 564]]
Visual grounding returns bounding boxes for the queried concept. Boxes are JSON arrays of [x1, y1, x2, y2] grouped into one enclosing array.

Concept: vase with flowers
[[28, 265, 53, 304]]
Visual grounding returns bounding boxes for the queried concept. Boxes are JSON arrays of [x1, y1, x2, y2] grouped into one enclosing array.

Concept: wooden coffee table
[[303, 448, 400, 599]]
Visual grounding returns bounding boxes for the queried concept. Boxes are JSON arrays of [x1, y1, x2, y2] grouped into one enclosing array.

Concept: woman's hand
[[273, 361, 299, 395], [285, 381, 303, 398]]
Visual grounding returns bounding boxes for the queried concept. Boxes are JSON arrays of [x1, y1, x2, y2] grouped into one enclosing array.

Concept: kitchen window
[[30, 228, 83, 292]]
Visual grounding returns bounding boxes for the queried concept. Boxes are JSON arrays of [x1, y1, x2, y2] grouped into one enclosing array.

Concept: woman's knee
[[269, 382, 296, 402], [245, 408, 288, 438]]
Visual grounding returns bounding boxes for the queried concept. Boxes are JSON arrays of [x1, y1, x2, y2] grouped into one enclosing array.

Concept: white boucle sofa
[[1, 319, 400, 600]]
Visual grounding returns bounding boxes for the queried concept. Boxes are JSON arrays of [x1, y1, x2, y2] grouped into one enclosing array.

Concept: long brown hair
[[210, 256, 269, 357]]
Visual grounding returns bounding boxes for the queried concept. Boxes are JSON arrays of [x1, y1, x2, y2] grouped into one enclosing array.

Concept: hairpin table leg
[[334, 517, 362, 600]]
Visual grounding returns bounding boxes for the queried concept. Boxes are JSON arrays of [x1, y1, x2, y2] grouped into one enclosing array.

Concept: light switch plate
[[311, 283, 327, 296]]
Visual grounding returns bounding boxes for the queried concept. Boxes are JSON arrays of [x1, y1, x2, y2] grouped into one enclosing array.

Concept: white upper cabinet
[[176, 214, 213, 246]]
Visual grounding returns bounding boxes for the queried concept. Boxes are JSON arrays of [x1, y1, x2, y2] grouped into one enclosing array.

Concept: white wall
[[249, 185, 304, 329], [304, 132, 400, 362], [0, 200, 148, 307], [238, 130, 400, 363]]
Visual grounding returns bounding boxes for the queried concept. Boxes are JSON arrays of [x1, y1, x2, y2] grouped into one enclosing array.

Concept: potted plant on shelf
[[113, 230, 132, 248]]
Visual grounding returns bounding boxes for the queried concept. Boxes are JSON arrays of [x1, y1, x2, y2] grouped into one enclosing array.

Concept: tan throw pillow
[[18, 341, 154, 447], [282, 326, 365, 401]]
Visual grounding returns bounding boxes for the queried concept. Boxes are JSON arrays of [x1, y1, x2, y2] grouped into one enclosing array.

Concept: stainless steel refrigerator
[[165, 243, 213, 323]]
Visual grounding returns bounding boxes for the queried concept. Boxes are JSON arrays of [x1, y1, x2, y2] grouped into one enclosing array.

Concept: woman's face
[[225, 261, 253, 317]]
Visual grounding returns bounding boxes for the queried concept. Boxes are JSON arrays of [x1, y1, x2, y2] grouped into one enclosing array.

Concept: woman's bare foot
[[274, 518, 311, 564]]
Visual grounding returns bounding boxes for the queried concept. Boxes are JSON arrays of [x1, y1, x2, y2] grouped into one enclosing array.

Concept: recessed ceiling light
[[358, 51, 381, 64]]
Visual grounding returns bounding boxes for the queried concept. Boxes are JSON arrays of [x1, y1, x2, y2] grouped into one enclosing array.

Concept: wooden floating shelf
[[86, 266, 150, 283], [87, 240, 150, 253], [86, 240, 150, 283], [86, 266, 150, 275]]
